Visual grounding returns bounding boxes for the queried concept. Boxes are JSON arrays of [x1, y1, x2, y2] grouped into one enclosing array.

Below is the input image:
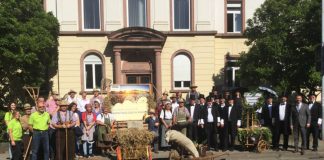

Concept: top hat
[[189, 95, 196, 100], [199, 94, 205, 99], [227, 95, 234, 100], [308, 91, 316, 97]]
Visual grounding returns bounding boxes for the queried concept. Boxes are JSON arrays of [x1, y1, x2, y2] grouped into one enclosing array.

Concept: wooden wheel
[[257, 140, 268, 153]]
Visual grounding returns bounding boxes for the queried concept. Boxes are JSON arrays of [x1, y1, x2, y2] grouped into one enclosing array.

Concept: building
[[45, 0, 265, 98]]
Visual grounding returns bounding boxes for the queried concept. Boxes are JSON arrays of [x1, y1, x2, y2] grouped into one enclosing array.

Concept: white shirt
[[77, 98, 89, 112], [279, 102, 286, 121], [67, 96, 78, 104], [207, 106, 214, 122], [308, 102, 314, 110], [228, 106, 233, 118], [171, 102, 179, 113], [96, 113, 115, 123], [160, 110, 173, 120], [190, 104, 195, 119], [296, 103, 301, 111]]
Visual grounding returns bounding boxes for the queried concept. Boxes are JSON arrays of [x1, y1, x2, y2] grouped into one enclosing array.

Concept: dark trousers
[[197, 126, 206, 144], [49, 128, 56, 159], [55, 128, 75, 160], [228, 122, 237, 149], [293, 125, 307, 150], [11, 141, 23, 160], [219, 126, 228, 150], [306, 124, 319, 149], [274, 121, 289, 149], [205, 123, 218, 150], [187, 122, 198, 141], [31, 130, 49, 160]]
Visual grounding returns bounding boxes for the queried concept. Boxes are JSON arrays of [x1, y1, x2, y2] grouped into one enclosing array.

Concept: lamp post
[[321, 0, 324, 140]]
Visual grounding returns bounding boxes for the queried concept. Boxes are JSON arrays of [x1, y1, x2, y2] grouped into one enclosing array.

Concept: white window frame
[[173, 0, 191, 31], [81, 0, 101, 31], [226, 66, 240, 87], [84, 56, 103, 91], [126, 0, 147, 27], [173, 54, 192, 90], [227, 10, 242, 33]]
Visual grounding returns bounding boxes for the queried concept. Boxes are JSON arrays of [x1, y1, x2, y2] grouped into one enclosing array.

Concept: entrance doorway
[[126, 74, 151, 84]]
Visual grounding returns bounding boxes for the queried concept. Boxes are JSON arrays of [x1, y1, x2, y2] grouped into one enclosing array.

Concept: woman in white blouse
[[160, 101, 173, 148]]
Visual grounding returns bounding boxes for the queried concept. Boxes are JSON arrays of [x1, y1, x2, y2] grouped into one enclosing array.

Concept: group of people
[[3, 84, 323, 159], [4, 89, 115, 160]]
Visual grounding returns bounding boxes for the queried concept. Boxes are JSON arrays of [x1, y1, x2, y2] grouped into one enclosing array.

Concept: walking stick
[[65, 128, 68, 160], [23, 136, 33, 160]]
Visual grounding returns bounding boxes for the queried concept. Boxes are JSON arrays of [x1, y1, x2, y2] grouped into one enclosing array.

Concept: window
[[173, 0, 190, 30], [126, 75, 151, 84], [128, 0, 147, 27], [83, 0, 100, 30], [227, 2, 242, 33], [226, 67, 240, 87], [173, 54, 192, 89], [84, 54, 103, 90]]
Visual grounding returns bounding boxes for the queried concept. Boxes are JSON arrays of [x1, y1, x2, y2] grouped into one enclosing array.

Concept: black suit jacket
[[220, 105, 242, 126], [186, 103, 201, 122], [261, 104, 273, 127], [201, 105, 219, 125], [309, 101, 322, 126], [272, 103, 291, 134]]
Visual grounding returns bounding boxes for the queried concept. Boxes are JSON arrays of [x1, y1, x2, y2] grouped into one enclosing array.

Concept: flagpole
[[321, 0, 324, 140]]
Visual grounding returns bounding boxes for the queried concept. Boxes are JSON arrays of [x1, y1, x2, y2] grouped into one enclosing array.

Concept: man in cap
[[66, 89, 77, 104], [185, 84, 200, 105], [200, 97, 220, 151], [90, 89, 103, 107], [272, 94, 291, 151], [220, 95, 242, 151], [28, 102, 51, 160], [306, 92, 322, 151], [291, 94, 311, 155], [261, 96, 275, 148], [51, 100, 77, 160], [20, 103, 32, 159], [186, 95, 201, 141]]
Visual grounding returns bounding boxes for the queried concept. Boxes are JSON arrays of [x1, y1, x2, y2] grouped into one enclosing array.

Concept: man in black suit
[[272, 95, 291, 151], [261, 97, 275, 147], [200, 98, 220, 151], [197, 94, 206, 143], [186, 96, 200, 141], [217, 95, 226, 151], [220, 96, 242, 151], [306, 93, 322, 151], [291, 95, 311, 155]]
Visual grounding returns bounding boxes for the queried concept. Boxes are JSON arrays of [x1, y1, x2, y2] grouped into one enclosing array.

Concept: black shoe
[[301, 149, 305, 155], [293, 148, 298, 153], [229, 147, 234, 151], [89, 154, 95, 157], [312, 148, 317, 152], [283, 148, 287, 151]]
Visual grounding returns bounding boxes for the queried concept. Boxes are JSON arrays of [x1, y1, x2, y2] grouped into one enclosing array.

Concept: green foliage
[[239, 0, 321, 95], [0, 0, 59, 107], [238, 127, 272, 145]]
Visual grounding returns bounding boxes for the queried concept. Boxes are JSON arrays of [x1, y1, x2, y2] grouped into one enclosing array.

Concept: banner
[[110, 84, 151, 121]]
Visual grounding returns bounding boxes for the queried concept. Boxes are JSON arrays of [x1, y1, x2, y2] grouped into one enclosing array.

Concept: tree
[[0, 0, 59, 107], [239, 0, 321, 95]]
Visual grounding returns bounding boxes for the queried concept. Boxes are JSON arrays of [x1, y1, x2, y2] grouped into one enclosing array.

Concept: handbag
[[74, 126, 83, 137]]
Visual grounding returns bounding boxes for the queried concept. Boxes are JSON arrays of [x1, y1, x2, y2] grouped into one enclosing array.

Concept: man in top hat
[[186, 95, 201, 141], [90, 89, 103, 107], [220, 95, 242, 151], [291, 94, 311, 155], [217, 94, 226, 149], [272, 94, 291, 151], [197, 94, 207, 143], [51, 100, 77, 160], [234, 90, 243, 108], [20, 103, 32, 159], [186, 84, 200, 105], [66, 89, 77, 104], [170, 93, 179, 113], [260, 96, 276, 148], [200, 97, 220, 151], [306, 92, 322, 151]]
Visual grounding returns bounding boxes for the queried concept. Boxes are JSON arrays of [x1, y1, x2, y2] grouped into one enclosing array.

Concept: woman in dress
[[69, 102, 82, 158], [81, 104, 96, 158], [160, 101, 173, 149], [96, 106, 115, 155]]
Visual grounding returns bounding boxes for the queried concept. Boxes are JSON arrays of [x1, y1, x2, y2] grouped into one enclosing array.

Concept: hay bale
[[165, 130, 199, 158]]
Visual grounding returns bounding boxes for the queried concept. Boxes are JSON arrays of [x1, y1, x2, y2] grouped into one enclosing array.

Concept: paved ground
[[1, 141, 324, 160]]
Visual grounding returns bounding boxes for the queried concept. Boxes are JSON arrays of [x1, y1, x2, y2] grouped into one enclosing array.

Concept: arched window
[[83, 54, 103, 90], [172, 52, 193, 89]]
